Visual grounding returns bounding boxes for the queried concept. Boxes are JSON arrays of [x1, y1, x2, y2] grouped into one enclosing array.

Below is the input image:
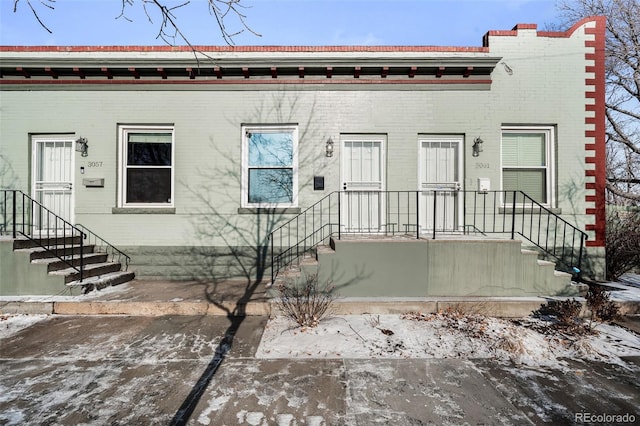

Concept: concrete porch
[[280, 234, 581, 298]]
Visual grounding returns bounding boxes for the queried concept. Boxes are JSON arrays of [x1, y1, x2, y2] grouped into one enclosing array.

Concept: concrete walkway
[[6, 278, 639, 318], [1, 313, 639, 425], [1, 280, 640, 425]]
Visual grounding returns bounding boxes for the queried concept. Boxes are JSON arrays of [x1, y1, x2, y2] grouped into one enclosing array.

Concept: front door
[[341, 137, 385, 232], [32, 136, 75, 231], [419, 137, 462, 232]]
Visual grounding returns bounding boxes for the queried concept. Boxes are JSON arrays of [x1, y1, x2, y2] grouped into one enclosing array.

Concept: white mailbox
[[83, 178, 104, 188], [478, 178, 490, 193]]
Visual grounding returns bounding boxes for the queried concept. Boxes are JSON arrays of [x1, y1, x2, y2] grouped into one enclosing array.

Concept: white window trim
[[241, 124, 299, 208], [500, 125, 555, 207], [118, 124, 175, 208]]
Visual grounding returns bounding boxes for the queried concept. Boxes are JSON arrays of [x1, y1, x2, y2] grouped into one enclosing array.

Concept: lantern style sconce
[[75, 137, 89, 157], [325, 137, 334, 157], [472, 137, 483, 157]]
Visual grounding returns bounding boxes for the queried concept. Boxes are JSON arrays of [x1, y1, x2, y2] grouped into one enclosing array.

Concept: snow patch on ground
[[611, 284, 640, 301], [256, 313, 640, 367], [0, 282, 132, 303], [0, 314, 49, 339]]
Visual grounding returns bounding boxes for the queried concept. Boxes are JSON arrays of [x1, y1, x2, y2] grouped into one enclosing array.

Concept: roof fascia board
[[0, 54, 502, 69]]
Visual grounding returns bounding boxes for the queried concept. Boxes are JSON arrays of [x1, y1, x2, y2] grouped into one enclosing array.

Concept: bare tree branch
[[558, 0, 640, 204], [606, 181, 640, 201], [14, 0, 261, 46], [605, 109, 640, 155], [14, 0, 54, 33]]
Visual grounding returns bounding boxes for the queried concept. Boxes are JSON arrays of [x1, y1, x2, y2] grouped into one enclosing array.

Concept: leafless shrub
[[532, 287, 620, 335], [586, 284, 620, 324], [606, 209, 640, 280], [274, 273, 335, 328], [533, 299, 588, 334], [367, 314, 381, 328]]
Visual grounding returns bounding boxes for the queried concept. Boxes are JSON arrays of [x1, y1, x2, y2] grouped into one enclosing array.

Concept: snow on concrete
[[256, 312, 640, 367], [0, 314, 48, 339], [0, 282, 132, 303], [611, 284, 640, 302], [2, 309, 638, 425]]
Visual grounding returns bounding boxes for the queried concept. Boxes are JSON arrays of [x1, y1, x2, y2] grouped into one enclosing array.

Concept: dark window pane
[[128, 142, 172, 166], [127, 168, 171, 203], [248, 168, 293, 203]]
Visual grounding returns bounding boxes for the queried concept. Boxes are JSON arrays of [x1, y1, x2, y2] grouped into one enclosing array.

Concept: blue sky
[[0, 0, 562, 47]]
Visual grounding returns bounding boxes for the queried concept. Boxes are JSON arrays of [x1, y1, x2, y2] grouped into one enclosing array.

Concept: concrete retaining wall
[[316, 238, 577, 297]]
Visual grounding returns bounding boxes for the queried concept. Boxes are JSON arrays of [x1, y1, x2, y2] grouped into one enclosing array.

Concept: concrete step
[[32, 252, 109, 272], [521, 249, 540, 256], [17, 244, 96, 261], [315, 244, 335, 258], [52, 261, 123, 284], [12, 235, 83, 250], [66, 270, 136, 293]]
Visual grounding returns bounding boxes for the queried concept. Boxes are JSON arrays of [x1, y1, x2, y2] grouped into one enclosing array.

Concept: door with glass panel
[[341, 137, 385, 232], [419, 137, 462, 232], [32, 136, 75, 232]]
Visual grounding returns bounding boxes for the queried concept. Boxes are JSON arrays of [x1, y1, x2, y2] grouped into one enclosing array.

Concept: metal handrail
[[2, 189, 86, 281], [269, 190, 588, 284], [1, 189, 132, 281], [75, 223, 131, 271], [513, 190, 588, 274]]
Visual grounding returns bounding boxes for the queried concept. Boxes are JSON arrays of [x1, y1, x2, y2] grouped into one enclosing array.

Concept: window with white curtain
[[501, 126, 554, 206], [118, 125, 174, 207]]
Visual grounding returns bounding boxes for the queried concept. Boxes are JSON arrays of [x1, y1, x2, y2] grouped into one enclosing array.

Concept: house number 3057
[[87, 161, 103, 167]]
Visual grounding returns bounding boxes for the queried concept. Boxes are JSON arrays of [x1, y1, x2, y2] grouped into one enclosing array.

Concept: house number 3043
[[87, 161, 103, 167]]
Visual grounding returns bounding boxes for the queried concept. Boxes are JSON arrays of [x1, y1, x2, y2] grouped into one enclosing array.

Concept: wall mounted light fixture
[[472, 137, 483, 157], [325, 137, 334, 157], [75, 137, 89, 157]]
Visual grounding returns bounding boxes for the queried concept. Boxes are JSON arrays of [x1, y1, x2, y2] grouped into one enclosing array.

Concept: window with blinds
[[119, 125, 174, 207], [501, 127, 554, 206]]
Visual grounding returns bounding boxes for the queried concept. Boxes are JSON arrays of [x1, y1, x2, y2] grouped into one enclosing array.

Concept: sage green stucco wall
[[0, 21, 602, 281], [316, 238, 577, 297], [0, 239, 70, 295]]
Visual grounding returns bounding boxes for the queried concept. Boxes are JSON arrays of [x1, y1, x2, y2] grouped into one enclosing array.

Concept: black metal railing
[[269, 190, 588, 284], [1, 190, 131, 281], [75, 223, 131, 271], [467, 190, 588, 273], [2, 189, 87, 281]]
